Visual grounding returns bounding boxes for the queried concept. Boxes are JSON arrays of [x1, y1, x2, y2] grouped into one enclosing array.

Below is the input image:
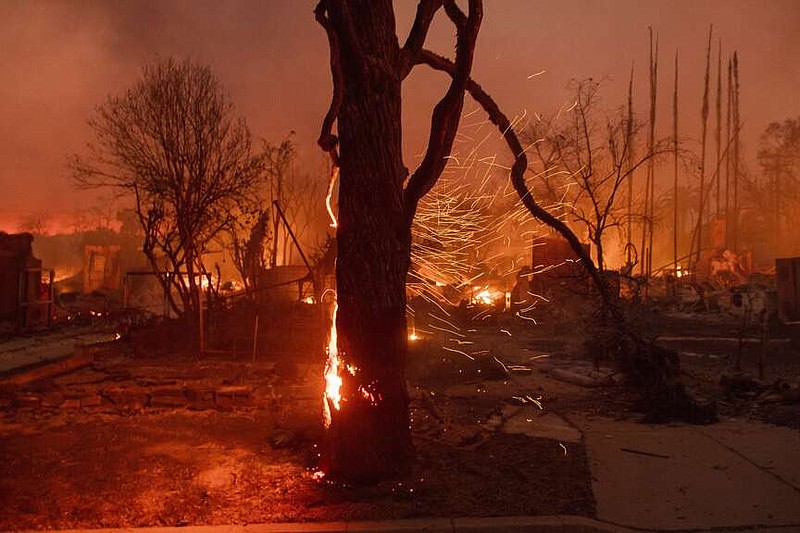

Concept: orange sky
[[1, 0, 798, 233]]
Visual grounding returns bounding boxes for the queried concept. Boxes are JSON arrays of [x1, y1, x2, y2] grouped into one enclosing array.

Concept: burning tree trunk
[[315, 0, 481, 484], [322, 44, 411, 482]]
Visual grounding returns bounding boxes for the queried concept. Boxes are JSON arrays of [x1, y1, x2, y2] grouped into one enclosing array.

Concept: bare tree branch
[[400, 0, 443, 78], [70, 57, 266, 315], [415, 49, 615, 315], [314, 2, 343, 165], [415, 50, 709, 410], [403, 0, 482, 222]]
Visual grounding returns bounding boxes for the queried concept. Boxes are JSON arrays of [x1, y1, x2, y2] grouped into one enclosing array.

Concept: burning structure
[[83, 244, 122, 294]]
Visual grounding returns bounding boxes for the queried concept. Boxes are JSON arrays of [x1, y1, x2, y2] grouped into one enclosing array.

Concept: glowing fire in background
[[471, 285, 504, 306]]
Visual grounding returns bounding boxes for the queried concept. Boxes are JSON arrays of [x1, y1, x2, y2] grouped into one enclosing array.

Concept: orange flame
[[323, 301, 341, 427], [471, 286, 503, 306], [326, 165, 339, 228], [322, 160, 339, 428], [322, 300, 375, 427]]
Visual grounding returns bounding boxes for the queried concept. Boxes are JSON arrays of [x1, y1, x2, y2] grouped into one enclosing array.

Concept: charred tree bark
[[315, 0, 481, 484], [318, 0, 411, 485]]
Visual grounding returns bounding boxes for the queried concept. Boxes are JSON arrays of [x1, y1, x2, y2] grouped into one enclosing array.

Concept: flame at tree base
[[323, 302, 342, 428], [322, 301, 381, 429], [318, 301, 413, 485]]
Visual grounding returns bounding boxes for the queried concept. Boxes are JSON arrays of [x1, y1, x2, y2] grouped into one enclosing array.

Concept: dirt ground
[[1, 300, 798, 531], [0, 307, 597, 531]]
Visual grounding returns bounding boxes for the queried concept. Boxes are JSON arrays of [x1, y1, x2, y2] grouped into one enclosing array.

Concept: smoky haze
[[1, 0, 798, 232]]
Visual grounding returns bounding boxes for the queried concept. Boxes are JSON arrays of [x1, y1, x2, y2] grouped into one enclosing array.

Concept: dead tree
[[725, 56, 732, 243], [315, 0, 482, 484], [625, 64, 636, 269], [732, 52, 741, 251], [416, 25, 713, 424], [72, 58, 267, 316], [525, 79, 666, 273], [714, 40, 723, 217]]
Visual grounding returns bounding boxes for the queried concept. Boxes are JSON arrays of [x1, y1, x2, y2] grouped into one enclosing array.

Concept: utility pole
[[715, 40, 722, 218], [673, 50, 679, 272], [732, 52, 741, 252], [641, 27, 658, 277], [695, 25, 712, 274]]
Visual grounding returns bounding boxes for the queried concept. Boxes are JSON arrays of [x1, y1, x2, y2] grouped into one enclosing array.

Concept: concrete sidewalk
[[25, 513, 800, 532], [21, 515, 633, 532], [569, 414, 800, 531]]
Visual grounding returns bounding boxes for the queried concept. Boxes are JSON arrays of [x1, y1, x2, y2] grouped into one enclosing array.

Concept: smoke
[[1, 0, 798, 232]]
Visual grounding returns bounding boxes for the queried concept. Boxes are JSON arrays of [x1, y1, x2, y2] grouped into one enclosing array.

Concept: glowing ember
[[408, 329, 420, 342], [358, 385, 379, 405], [301, 296, 315, 304]]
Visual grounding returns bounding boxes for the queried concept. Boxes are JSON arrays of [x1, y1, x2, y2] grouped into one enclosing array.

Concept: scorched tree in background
[[71, 57, 268, 318]]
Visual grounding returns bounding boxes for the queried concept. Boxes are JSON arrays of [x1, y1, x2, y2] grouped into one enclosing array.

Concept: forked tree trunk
[[325, 40, 412, 483], [317, 0, 411, 485], [316, 0, 481, 484]]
